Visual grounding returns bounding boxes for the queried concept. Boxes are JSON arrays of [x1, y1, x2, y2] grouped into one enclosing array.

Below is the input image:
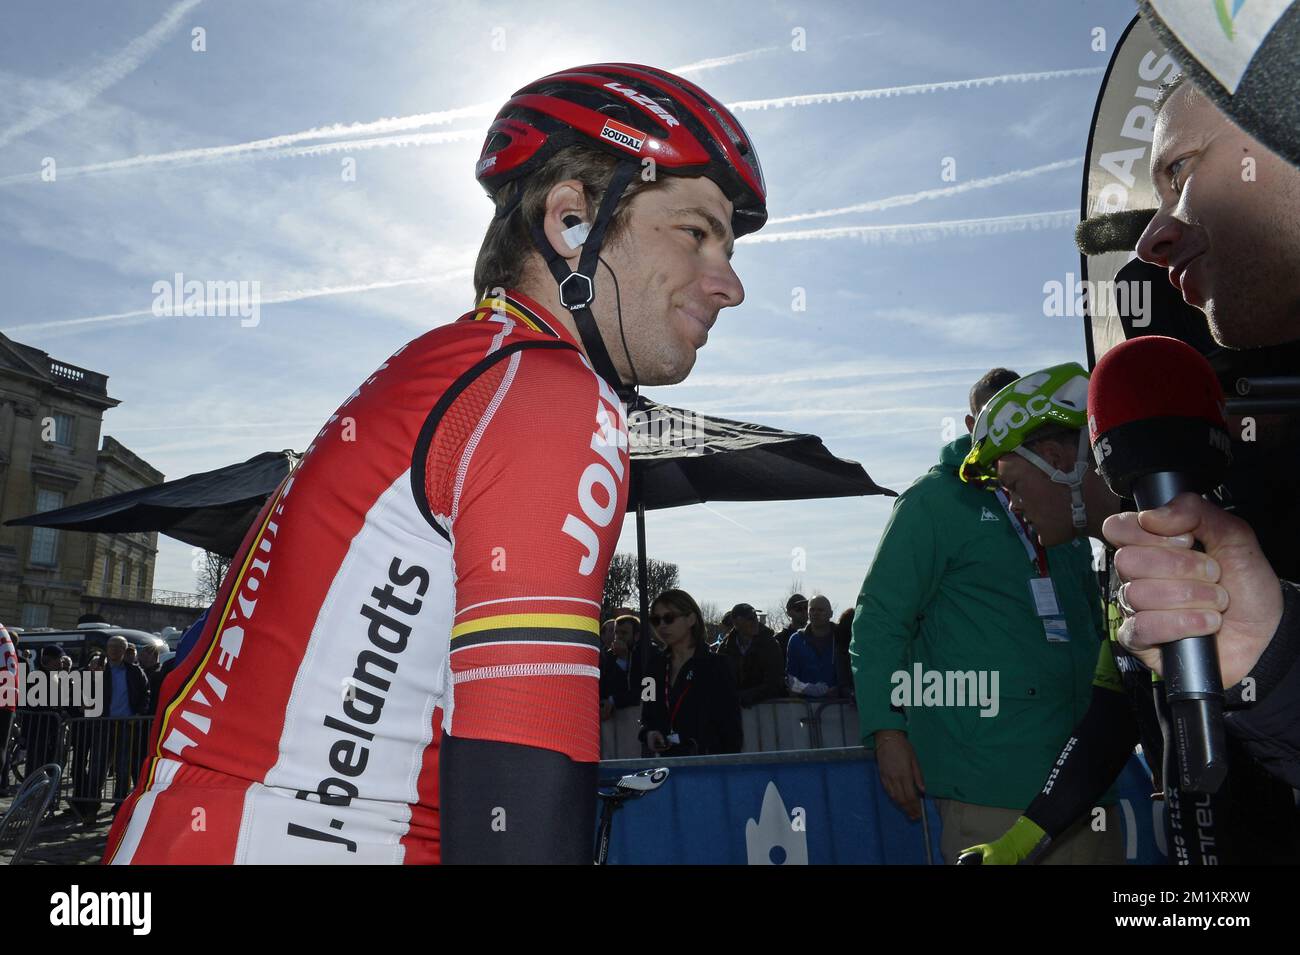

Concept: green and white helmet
[[960, 363, 1092, 531]]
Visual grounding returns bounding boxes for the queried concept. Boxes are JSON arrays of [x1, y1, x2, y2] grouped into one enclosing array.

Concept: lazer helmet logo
[[603, 81, 681, 129], [599, 118, 646, 154], [475, 154, 497, 175]]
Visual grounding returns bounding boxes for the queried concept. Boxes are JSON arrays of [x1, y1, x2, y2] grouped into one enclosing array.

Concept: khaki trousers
[[936, 798, 1125, 865]]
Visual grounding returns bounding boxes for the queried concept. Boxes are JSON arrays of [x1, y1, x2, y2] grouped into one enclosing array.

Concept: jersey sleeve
[[425, 344, 629, 763], [1092, 636, 1125, 694]]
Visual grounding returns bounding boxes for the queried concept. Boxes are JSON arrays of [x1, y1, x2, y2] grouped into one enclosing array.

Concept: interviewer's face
[[1136, 85, 1300, 347]]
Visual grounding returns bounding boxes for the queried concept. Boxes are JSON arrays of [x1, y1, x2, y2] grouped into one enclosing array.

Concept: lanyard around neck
[[995, 488, 1048, 577]]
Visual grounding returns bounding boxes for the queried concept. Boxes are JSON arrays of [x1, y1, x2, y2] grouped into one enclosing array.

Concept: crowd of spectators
[[0, 619, 168, 822], [598, 589, 855, 757]]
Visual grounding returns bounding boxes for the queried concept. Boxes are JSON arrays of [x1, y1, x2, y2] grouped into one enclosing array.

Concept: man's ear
[[542, 180, 590, 263], [1037, 438, 1077, 472]]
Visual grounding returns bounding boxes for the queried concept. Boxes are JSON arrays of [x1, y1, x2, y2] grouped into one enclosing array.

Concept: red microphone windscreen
[[1087, 335, 1227, 441]]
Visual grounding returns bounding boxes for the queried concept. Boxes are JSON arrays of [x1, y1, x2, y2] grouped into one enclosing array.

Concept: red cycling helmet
[[476, 63, 767, 237]]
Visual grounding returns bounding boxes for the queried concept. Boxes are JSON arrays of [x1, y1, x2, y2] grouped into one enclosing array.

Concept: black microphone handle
[[1130, 472, 1229, 794]]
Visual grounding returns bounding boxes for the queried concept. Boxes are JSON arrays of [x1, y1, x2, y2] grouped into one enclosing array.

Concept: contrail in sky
[[766, 159, 1082, 225], [0, 0, 204, 149], [0, 128, 479, 185], [742, 209, 1078, 244], [671, 31, 883, 74], [2, 268, 473, 336], [728, 67, 1104, 111], [0, 66, 1099, 185]]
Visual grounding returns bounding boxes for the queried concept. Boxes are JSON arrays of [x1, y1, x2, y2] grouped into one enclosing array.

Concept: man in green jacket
[[850, 368, 1120, 864]]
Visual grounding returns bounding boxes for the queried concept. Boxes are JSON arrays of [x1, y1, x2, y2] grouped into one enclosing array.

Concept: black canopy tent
[[6, 449, 299, 558], [624, 395, 892, 510], [620, 394, 895, 686], [8, 404, 893, 679]]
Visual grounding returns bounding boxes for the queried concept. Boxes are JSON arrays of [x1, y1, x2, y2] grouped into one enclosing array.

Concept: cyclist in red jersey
[[104, 64, 766, 864]]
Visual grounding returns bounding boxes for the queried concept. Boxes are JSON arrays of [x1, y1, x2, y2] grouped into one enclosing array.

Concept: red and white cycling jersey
[[0, 623, 16, 712], [104, 290, 630, 864]]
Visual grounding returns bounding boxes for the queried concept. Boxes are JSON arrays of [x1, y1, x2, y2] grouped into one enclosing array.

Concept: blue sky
[[0, 0, 1140, 622]]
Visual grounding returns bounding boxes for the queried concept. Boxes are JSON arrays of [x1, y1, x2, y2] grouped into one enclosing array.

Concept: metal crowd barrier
[[5, 709, 66, 792], [62, 716, 154, 817], [599, 697, 861, 759], [2, 709, 155, 817]]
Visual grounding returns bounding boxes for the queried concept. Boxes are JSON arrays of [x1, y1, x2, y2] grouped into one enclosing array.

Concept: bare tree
[[767, 577, 807, 634], [601, 553, 636, 619], [198, 551, 232, 603], [697, 600, 722, 632], [602, 552, 681, 618], [642, 558, 680, 607]]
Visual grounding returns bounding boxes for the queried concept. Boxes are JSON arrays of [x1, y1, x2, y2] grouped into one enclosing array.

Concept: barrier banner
[[600, 748, 1164, 865]]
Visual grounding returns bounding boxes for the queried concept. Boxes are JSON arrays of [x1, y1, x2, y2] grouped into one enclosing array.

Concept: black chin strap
[[528, 160, 639, 402]]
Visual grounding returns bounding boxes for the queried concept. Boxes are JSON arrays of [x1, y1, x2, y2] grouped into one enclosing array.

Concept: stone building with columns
[[0, 332, 198, 632]]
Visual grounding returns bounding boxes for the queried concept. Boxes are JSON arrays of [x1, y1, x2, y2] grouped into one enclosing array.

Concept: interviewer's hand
[[1102, 492, 1283, 687], [875, 729, 925, 820]]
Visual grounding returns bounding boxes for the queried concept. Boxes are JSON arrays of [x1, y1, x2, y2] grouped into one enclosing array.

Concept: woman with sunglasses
[[640, 589, 743, 757]]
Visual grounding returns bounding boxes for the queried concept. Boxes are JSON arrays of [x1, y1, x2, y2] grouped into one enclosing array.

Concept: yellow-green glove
[[955, 816, 1048, 865]]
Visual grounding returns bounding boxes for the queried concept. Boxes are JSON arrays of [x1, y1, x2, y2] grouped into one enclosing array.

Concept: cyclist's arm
[[1020, 684, 1137, 841], [428, 345, 629, 863]]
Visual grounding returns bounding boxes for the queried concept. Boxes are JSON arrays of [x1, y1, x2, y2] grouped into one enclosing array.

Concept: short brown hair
[[473, 145, 666, 301]]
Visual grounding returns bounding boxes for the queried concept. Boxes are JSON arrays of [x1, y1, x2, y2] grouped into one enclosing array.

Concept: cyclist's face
[[995, 454, 1074, 547], [601, 176, 745, 385]]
